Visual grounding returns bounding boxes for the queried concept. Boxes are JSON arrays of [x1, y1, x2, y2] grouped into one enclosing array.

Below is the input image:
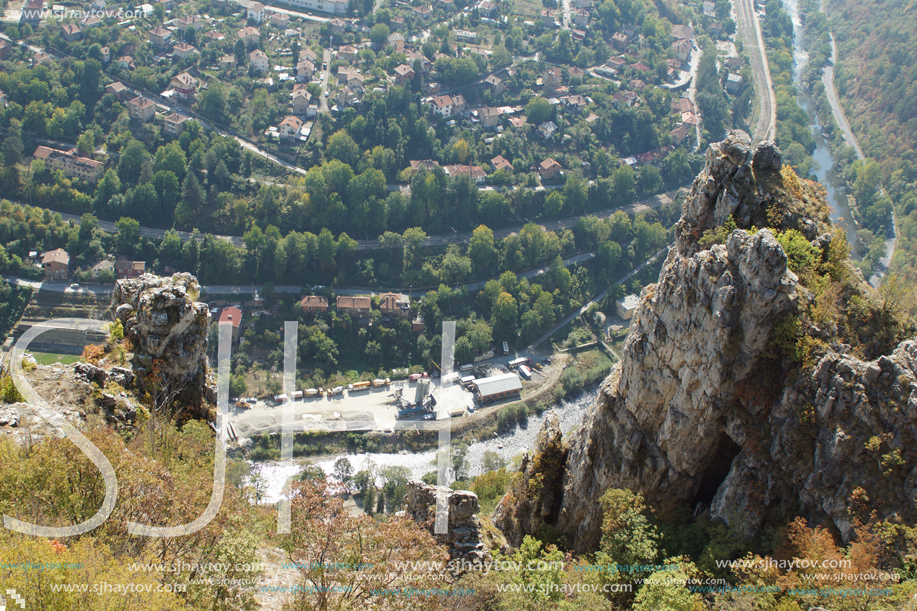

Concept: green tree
[[525, 96, 553, 124], [491, 43, 512, 68], [326, 129, 360, 167], [369, 23, 390, 46], [117, 140, 151, 186], [491, 291, 518, 339], [115, 217, 141, 254]]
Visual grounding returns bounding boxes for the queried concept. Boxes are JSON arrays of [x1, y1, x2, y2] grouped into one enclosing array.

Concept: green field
[[31, 352, 81, 366], [511, 0, 543, 18]]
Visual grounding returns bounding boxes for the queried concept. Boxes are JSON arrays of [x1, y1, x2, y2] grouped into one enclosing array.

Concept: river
[[253, 387, 600, 504], [784, 0, 859, 250]]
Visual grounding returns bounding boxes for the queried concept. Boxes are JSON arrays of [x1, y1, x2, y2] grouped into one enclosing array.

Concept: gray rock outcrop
[[404, 482, 490, 566], [110, 273, 210, 402], [494, 131, 917, 552], [492, 414, 568, 547]]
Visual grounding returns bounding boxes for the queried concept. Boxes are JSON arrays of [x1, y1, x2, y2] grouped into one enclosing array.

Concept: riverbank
[[254, 385, 602, 504], [789, 0, 897, 283]]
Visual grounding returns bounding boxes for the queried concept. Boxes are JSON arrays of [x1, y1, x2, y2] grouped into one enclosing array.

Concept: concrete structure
[[473, 372, 522, 403], [616, 294, 639, 320], [726, 73, 743, 95], [33, 146, 104, 183], [41, 248, 70, 281]]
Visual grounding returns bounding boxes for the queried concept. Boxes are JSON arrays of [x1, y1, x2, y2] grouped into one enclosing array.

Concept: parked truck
[[349, 381, 372, 392], [372, 378, 391, 387], [397, 405, 427, 419]]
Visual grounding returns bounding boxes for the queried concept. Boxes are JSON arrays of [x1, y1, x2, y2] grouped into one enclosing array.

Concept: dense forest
[[823, 0, 917, 281]]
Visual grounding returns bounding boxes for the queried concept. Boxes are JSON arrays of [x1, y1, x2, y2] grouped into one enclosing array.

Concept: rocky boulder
[[110, 273, 210, 402], [492, 414, 568, 547], [404, 482, 490, 566]]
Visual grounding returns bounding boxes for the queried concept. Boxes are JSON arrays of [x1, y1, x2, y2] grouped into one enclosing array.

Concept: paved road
[[735, 0, 777, 141], [318, 48, 332, 113]]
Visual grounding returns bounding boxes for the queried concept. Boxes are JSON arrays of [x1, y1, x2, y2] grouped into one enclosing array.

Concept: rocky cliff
[[496, 131, 917, 552], [404, 482, 492, 567], [110, 273, 212, 408]]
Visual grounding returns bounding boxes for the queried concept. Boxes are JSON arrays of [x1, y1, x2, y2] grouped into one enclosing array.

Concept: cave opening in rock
[[691, 434, 742, 507]]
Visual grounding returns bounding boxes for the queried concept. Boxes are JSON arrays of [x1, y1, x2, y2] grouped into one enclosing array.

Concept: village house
[[393, 64, 414, 85], [538, 158, 562, 179], [249, 49, 269, 73], [127, 96, 156, 122], [279, 115, 303, 139], [300, 295, 329, 314], [336, 295, 371, 319], [148, 26, 172, 49], [41, 248, 70, 281], [173, 42, 197, 60], [61, 23, 83, 42], [490, 155, 513, 172], [443, 164, 486, 184], [538, 121, 558, 139], [170, 72, 198, 101], [105, 82, 130, 100], [379, 292, 411, 318], [291, 88, 311, 115], [163, 113, 190, 136], [115, 257, 145, 279], [483, 74, 504, 97], [247, 1, 265, 23], [479, 106, 502, 128], [337, 45, 358, 61], [238, 26, 260, 48]]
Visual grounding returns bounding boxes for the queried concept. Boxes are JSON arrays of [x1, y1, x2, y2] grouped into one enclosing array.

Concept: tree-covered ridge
[[825, 0, 917, 282]]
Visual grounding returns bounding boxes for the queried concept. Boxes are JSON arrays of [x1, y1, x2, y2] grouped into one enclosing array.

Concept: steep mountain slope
[[495, 131, 917, 552]]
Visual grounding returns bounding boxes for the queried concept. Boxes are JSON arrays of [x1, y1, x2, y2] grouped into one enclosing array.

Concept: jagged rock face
[[556, 227, 800, 549], [492, 414, 568, 547], [404, 482, 490, 566], [715, 342, 917, 540], [110, 273, 210, 399], [499, 131, 917, 553]]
